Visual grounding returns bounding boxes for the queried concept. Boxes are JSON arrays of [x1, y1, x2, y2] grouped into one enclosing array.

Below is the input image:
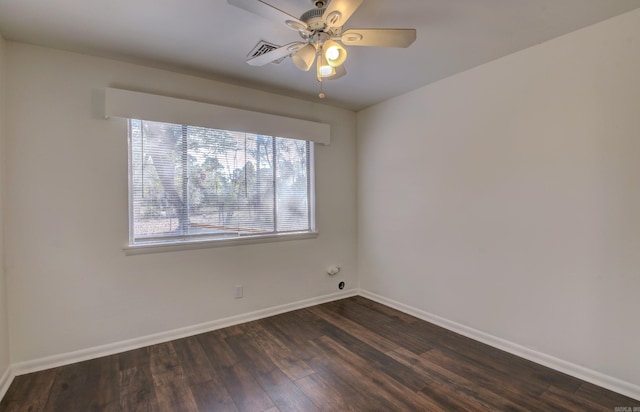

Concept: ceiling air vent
[[248, 40, 286, 64]]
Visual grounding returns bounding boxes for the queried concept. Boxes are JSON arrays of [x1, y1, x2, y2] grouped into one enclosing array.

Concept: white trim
[[0, 366, 13, 400], [359, 289, 640, 402], [6, 289, 639, 402], [104, 88, 331, 145], [11, 289, 357, 376], [124, 231, 319, 255]]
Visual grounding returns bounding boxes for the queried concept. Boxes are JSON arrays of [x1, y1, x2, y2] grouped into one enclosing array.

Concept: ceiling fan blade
[[228, 0, 308, 32], [323, 0, 363, 28], [340, 28, 417, 47], [246, 42, 306, 66]]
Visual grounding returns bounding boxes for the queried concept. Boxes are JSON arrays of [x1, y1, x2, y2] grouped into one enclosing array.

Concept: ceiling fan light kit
[[229, 0, 416, 98], [292, 43, 317, 71], [323, 63, 346, 80], [322, 39, 347, 67], [317, 53, 335, 78]]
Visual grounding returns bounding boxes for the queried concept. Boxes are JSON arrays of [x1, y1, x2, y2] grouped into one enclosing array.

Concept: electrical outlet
[[327, 265, 341, 276], [235, 285, 243, 299]]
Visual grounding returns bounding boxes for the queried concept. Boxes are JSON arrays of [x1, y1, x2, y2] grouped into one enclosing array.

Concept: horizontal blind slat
[[129, 120, 314, 245]]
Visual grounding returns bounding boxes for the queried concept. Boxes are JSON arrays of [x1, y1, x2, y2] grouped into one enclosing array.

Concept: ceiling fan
[[228, 0, 417, 98]]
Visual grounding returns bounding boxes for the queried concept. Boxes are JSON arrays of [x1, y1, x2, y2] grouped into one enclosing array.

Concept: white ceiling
[[0, 0, 639, 111]]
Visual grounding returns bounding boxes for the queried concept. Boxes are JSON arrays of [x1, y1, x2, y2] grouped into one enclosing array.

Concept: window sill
[[123, 231, 319, 256]]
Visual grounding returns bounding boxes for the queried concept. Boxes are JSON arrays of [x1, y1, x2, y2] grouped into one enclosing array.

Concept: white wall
[[358, 8, 640, 387], [4, 42, 357, 363], [3, 6, 639, 394], [0, 34, 11, 381]]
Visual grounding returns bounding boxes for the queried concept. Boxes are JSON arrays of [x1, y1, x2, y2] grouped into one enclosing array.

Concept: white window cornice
[[105, 87, 331, 145]]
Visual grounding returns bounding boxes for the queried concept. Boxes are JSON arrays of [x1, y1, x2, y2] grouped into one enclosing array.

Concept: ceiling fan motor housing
[[301, 7, 326, 30]]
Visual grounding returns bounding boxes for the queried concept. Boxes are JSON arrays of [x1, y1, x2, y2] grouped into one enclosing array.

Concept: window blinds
[[129, 120, 313, 244]]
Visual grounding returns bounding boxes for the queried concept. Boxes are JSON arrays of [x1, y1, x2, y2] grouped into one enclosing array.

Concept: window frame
[[126, 119, 317, 253]]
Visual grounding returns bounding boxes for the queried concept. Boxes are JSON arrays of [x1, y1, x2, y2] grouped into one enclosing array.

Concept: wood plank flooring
[[1, 296, 638, 411]]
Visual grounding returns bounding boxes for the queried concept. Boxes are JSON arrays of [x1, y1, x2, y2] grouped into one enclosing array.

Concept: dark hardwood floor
[[1, 296, 637, 411]]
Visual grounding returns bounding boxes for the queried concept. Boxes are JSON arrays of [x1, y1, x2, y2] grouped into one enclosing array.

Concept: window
[[128, 119, 315, 246]]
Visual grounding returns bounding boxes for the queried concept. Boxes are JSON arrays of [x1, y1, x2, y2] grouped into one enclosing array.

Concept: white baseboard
[[11, 289, 357, 376], [359, 289, 640, 402], [7, 288, 640, 403], [0, 366, 13, 401]]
